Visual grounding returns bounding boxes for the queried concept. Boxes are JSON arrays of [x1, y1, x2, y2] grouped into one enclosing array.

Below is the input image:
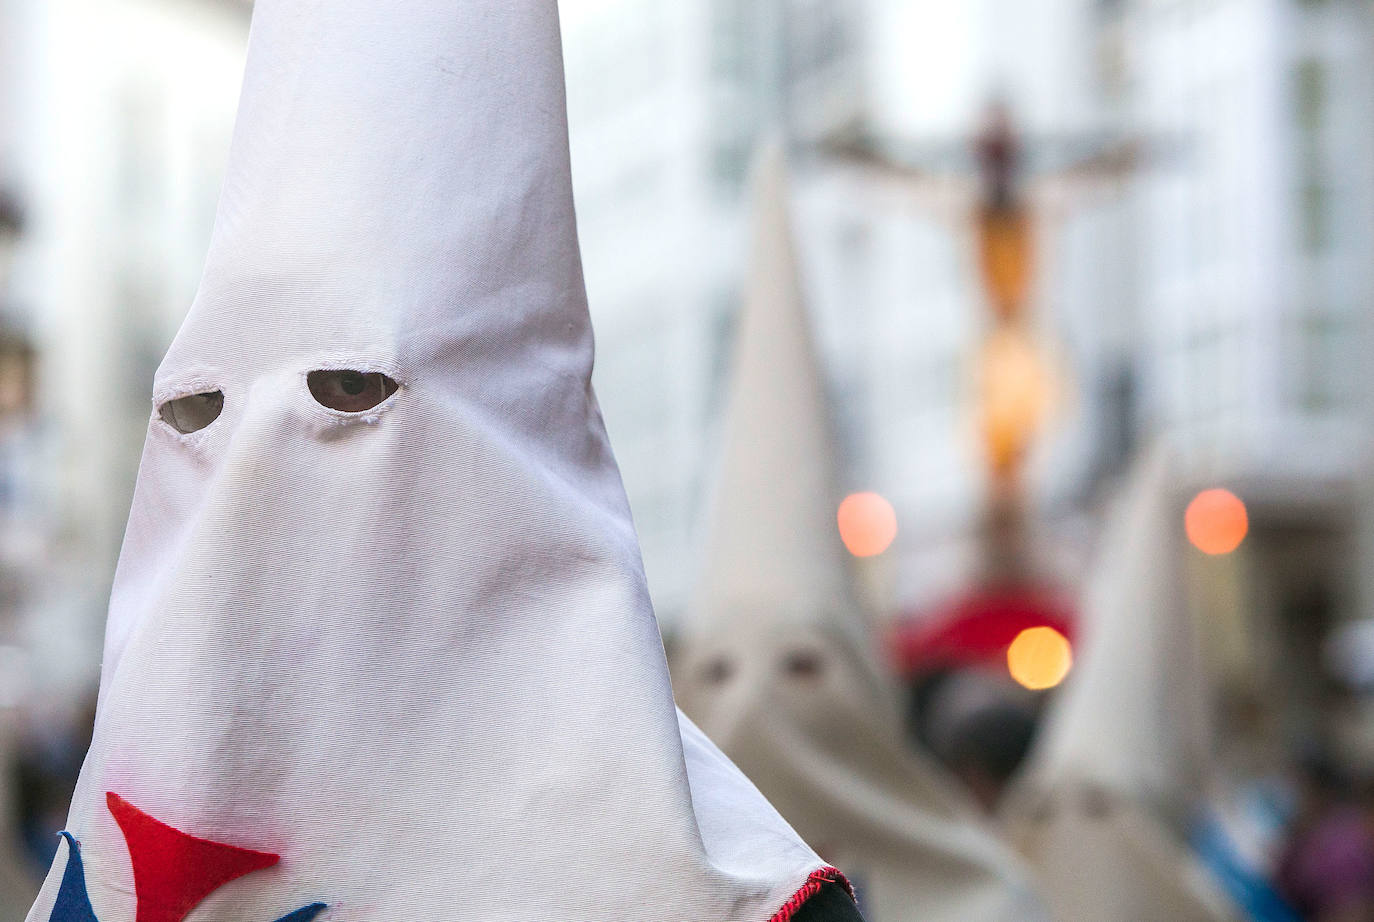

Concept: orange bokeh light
[[1007, 626, 1073, 690], [1185, 488, 1248, 555], [837, 492, 897, 558]]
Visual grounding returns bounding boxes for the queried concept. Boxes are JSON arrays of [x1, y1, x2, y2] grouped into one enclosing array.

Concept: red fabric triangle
[[106, 791, 280, 922]]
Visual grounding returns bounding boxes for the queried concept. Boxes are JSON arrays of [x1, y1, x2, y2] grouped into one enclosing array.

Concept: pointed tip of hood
[[687, 146, 863, 637], [170, 0, 588, 385]]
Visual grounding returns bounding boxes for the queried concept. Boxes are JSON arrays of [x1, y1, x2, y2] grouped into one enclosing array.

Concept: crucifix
[[818, 100, 1142, 587]]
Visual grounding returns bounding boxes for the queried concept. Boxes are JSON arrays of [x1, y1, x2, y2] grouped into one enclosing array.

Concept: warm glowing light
[[837, 492, 897, 558], [1185, 488, 1248, 555], [1007, 626, 1072, 690], [977, 328, 1056, 477]]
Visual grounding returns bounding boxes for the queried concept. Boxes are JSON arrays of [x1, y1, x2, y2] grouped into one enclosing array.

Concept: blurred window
[[783, 0, 849, 81], [710, 0, 756, 84], [1299, 310, 1354, 412], [708, 0, 757, 196], [1294, 58, 1329, 255], [704, 289, 738, 420]]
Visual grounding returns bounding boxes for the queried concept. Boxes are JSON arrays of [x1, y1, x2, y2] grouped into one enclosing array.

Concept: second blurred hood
[[687, 143, 864, 645], [1004, 444, 1232, 921], [676, 146, 1046, 922], [1016, 442, 1213, 811]]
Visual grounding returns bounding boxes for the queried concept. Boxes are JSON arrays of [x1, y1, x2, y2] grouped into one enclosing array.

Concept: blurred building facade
[[1095, 0, 1374, 746], [3, 0, 248, 700]]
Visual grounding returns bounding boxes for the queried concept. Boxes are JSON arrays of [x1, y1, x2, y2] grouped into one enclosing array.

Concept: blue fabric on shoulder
[[272, 903, 328, 922], [49, 832, 98, 922]]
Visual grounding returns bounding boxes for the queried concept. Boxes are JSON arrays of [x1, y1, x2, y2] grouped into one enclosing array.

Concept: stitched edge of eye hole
[[305, 369, 401, 414], [156, 390, 224, 435]]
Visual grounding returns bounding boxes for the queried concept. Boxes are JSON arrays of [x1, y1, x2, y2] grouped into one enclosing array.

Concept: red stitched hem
[[768, 867, 854, 922]]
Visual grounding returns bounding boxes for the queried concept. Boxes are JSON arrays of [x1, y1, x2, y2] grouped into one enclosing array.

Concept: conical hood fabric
[[26, 3, 829, 920], [1004, 444, 1232, 921], [1016, 443, 1212, 812], [691, 144, 858, 637], [1006, 795, 1236, 922], [676, 148, 1045, 922]]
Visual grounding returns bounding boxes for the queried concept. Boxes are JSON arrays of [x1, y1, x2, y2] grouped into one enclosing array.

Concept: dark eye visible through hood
[[307, 370, 399, 412]]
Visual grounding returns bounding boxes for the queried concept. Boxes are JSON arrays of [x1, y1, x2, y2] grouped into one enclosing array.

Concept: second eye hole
[[699, 656, 735, 687], [159, 390, 224, 434], [781, 649, 825, 680], [307, 370, 399, 413]]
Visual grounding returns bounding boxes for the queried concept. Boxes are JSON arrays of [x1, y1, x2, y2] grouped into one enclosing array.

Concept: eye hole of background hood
[[781, 649, 825, 680], [307, 370, 399, 413], [158, 390, 224, 434], [699, 656, 736, 687]]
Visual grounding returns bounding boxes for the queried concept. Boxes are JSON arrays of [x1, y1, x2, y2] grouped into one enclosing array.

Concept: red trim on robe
[[769, 866, 854, 922]]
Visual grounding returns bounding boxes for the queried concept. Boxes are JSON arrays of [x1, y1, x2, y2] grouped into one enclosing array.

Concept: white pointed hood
[[1017, 442, 1213, 811], [1004, 444, 1233, 922], [676, 147, 1046, 922], [26, 4, 833, 920], [690, 143, 860, 639]]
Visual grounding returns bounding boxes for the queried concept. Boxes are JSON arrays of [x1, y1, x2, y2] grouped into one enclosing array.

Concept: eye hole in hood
[[307, 370, 399, 413], [781, 649, 825, 681], [158, 390, 224, 434], [698, 655, 736, 687]]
